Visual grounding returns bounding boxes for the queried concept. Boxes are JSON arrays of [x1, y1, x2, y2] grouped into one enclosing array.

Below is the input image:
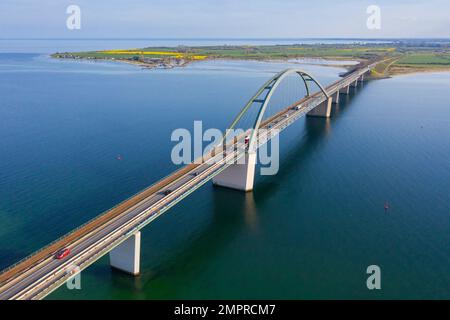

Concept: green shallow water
[[0, 52, 449, 299]]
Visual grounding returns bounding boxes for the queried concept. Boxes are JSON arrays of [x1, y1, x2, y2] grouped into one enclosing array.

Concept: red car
[[55, 248, 71, 260], [244, 136, 250, 144]]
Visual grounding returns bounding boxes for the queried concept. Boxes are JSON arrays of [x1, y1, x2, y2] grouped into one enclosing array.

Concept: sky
[[1, 0, 449, 39]]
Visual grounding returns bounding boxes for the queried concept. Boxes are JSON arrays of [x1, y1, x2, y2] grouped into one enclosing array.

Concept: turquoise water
[[0, 49, 449, 299]]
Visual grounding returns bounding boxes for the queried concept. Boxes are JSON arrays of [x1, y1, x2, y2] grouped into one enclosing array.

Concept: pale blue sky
[[1, 0, 449, 38]]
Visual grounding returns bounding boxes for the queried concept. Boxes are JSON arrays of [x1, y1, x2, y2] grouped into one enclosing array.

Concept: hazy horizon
[[1, 0, 449, 39], [1, 37, 450, 40]]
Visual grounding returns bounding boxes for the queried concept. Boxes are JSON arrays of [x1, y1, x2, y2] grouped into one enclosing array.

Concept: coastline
[[389, 65, 450, 76], [49, 54, 450, 80], [51, 54, 367, 73]]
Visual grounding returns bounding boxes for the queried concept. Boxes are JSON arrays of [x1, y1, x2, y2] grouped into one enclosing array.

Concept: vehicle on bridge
[[55, 248, 71, 260], [0, 63, 376, 300]]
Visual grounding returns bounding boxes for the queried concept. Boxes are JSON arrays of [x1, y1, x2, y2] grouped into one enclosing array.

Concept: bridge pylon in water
[[213, 68, 369, 191], [213, 68, 330, 191]]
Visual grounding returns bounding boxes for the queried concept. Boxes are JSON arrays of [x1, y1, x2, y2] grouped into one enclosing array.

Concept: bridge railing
[[0, 60, 381, 281], [325, 66, 371, 94], [0, 161, 198, 279]]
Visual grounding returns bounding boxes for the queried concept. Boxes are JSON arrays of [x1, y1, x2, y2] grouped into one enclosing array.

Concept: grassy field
[[53, 45, 396, 61], [173, 45, 396, 59], [52, 43, 450, 76], [396, 53, 450, 65]]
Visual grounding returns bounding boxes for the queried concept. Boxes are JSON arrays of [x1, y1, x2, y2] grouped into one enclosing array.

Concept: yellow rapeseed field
[[98, 50, 207, 60]]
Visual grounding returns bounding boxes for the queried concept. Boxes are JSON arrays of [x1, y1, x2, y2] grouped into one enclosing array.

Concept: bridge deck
[[0, 60, 379, 299]]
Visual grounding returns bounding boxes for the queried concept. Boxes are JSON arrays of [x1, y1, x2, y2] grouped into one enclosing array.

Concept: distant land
[[52, 40, 450, 77]]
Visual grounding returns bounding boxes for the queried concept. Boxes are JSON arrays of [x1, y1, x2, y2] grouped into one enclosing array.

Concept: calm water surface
[[0, 44, 449, 299]]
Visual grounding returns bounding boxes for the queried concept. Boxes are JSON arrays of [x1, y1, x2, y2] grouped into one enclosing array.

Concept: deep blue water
[[0, 49, 449, 299]]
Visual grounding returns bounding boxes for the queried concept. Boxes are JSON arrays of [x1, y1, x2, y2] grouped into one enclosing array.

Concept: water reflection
[[243, 192, 258, 231]]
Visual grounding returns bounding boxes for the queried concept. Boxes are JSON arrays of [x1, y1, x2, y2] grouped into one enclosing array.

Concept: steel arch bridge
[[0, 60, 378, 300], [224, 68, 330, 151]]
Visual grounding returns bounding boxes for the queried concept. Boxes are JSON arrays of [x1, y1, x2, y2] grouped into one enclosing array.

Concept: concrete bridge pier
[[332, 91, 340, 104], [339, 85, 350, 95], [307, 96, 333, 118], [350, 79, 358, 88], [109, 232, 141, 275], [212, 151, 257, 192]]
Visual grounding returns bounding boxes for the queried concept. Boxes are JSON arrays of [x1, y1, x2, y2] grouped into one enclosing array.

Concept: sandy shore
[[389, 65, 450, 76], [53, 55, 450, 77]]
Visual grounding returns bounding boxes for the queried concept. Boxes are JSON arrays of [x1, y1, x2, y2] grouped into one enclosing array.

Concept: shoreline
[[50, 42, 450, 77], [389, 65, 450, 76], [51, 54, 366, 72], [51, 54, 450, 78]]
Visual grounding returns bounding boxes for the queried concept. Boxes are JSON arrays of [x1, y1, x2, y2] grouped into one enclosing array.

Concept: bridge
[[0, 59, 382, 299]]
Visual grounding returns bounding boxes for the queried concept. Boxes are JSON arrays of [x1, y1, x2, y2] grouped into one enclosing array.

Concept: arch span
[[224, 68, 329, 151]]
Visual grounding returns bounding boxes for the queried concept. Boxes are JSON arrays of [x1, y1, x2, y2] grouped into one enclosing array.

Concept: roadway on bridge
[[0, 60, 378, 299], [0, 150, 232, 299]]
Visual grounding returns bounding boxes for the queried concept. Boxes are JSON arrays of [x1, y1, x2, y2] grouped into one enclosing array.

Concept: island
[[52, 40, 450, 78]]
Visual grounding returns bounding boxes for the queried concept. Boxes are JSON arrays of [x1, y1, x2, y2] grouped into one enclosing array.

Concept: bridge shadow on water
[[90, 184, 259, 298]]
